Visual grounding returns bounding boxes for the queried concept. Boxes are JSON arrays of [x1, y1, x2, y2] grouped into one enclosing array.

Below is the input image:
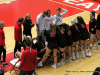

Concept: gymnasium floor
[[0, 0, 100, 75]]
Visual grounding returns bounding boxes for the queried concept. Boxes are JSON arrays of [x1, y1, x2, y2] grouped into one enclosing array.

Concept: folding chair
[[10, 58, 21, 75]]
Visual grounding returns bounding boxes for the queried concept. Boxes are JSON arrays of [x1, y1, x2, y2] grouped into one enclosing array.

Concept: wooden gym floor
[[0, 0, 100, 75]]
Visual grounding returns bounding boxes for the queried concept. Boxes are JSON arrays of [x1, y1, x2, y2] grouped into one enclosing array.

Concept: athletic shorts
[[58, 41, 67, 48], [73, 36, 80, 42], [80, 33, 89, 40], [89, 28, 96, 34], [67, 40, 73, 46], [47, 42, 58, 50]]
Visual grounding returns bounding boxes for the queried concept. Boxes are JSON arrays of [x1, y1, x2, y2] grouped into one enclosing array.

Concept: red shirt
[[0, 28, 5, 46], [14, 22, 22, 42], [19, 48, 37, 71]]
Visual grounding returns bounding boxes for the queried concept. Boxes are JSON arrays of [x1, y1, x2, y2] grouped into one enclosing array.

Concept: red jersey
[[19, 48, 37, 71], [0, 28, 5, 46], [14, 22, 22, 42]]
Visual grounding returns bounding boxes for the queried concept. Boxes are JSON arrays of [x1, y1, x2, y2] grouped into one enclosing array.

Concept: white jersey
[[54, 8, 68, 25], [45, 15, 53, 30], [36, 13, 45, 30]]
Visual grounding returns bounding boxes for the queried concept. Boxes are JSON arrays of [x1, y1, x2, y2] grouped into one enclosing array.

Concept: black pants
[[93, 67, 100, 75], [14, 41, 21, 57], [0, 45, 6, 62], [20, 70, 35, 75]]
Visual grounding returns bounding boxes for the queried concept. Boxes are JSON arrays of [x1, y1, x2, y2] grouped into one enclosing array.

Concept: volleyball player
[[54, 7, 68, 28], [61, 23, 73, 63], [35, 35, 45, 58], [23, 14, 36, 37], [21, 35, 35, 50], [18, 39, 37, 75], [45, 10, 53, 31], [70, 18, 80, 59], [89, 11, 99, 56], [0, 21, 9, 66], [77, 16, 89, 57], [96, 7, 100, 47], [56, 25, 67, 66], [36, 11, 48, 38], [38, 25, 60, 69], [14, 18, 24, 58]]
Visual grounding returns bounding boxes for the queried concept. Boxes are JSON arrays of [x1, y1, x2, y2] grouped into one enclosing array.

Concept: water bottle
[[1, 65, 4, 72]]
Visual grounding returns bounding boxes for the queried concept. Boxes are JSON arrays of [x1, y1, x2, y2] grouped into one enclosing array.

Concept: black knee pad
[[60, 51, 64, 59]]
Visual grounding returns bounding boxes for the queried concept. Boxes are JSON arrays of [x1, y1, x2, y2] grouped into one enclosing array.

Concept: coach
[[23, 14, 36, 37], [14, 18, 24, 58], [36, 11, 48, 38]]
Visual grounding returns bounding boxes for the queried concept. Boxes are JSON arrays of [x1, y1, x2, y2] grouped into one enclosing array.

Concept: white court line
[[6, 51, 14, 54], [49, 0, 88, 11]]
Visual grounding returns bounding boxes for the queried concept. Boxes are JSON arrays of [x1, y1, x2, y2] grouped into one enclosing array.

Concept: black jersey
[[64, 30, 73, 46], [96, 14, 100, 30], [46, 30, 57, 43], [56, 30, 67, 48], [77, 22, 89, 40], [70, 23, 80, 38], [89, 18, 99, 30], [35, 41, 45, 52], [77, 22, 88, 35], [97, 14, 100, 25], [56, 30, 67, 42]]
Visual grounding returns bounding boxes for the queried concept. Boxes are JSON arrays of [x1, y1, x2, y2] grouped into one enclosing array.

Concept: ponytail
[[51, 25, 57, 34], [50, 24, 61, 34]]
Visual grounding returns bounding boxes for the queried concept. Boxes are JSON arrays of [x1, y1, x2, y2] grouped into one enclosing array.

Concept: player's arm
[[60, 8, 68, 16], [36, 16, 40, 31]]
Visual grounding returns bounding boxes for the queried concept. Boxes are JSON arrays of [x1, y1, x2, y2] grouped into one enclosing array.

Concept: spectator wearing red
[[0, 21, 9, 66], [19, 39, 37, 75], [14, 18, 24, 58]]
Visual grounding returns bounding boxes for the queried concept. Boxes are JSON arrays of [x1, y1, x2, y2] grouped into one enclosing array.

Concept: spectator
[[14, 18, 24, 58]]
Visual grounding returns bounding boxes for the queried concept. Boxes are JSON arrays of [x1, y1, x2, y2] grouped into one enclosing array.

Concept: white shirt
[[45, 15, 53, 30], [54, 8, 68, 25], [36, 13, 45, 30]]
